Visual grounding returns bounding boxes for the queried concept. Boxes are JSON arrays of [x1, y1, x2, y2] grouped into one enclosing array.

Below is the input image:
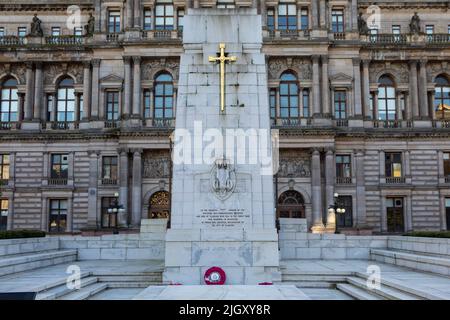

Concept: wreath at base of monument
[[204, 266, 226, 285]]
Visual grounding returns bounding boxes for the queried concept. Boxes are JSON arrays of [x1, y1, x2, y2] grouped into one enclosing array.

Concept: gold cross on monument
[[208, 43, 237, 113]]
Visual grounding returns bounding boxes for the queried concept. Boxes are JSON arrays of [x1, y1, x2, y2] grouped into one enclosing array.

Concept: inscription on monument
[[196, 208, 249, 228]]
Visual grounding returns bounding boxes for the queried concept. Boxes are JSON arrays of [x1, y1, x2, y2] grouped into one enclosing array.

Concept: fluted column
[[311, 149, 324, 230], [355, 150, 367, 227], [418, 59, 429, 118], [126, 0, 133, 29], [312, 55, 321, 117], [82, 61, 91, 121], [119, 148, 129, 226], [321, 56, 330, 117], [24, 62, 34, 121], [352, 58, 362, 118], [325, 148, 335, 214], [123, 57, 132, 118], [33, 62, 43, 121], [91, 59, 101, 120], [409, 60, 419, 119], [87, 150, 99, 228], [132, 56, 141, 117], [362, 60, 371, 118], [131, 149, 143, 226]]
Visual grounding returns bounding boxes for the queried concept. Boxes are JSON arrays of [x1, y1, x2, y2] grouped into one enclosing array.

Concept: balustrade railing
[[45, 35, 84, 46], [385, 177, 406, 184]]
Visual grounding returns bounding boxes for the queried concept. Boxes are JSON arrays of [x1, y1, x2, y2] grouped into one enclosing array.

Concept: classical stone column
[[24, 62, 34, 121], [132, 56, 141, 117], [91, 59, 100, 120], [418, 60, 429, 118], [311, 0, 319, 28], [82, 61, 91, 121], [321, 56, 330, 117], [131, 149, 143, 226], [94, 0, 101, 33], [87, 150, 99, 228], [409, 60, 419, 119], [319, 0, 326, 28], [362, 60, 371, 118], [325, 148, 335, 215], [33, 62, 43, 121], [119, 148, 129, 226], [355, 150, 367, 227], [126, 0, 133, 29], [123, 57, 132, 118], [351, 0, 358, 31], [312, 55, 321, 117], [134, 0, 141, 28], [352, 58, 363, 118], [311, 149, 324, 230]]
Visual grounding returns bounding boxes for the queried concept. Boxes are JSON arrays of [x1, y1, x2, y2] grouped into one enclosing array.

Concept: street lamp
[[107, 192, 125, 235], [333, 192, 346, 234]]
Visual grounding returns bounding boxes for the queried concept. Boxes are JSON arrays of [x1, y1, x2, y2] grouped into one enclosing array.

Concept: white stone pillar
[[311, 149, 324, 230], [119, 148, 129, 226], [325, 148, 335, 215], [132, 56, 142, 117], [82, 61, 91, 121], [87, 150, 99, 228], [355, 149, 367, 227], [312, 55, 321, 117], [91, 59, 101, 120], [123, 57, 132, 118], [33, 62, 43, 121], [321, 55, 330, 117], [24, 62, 34, 121], [131, 148, 143, 226], [409, 60, 419, 119], [418, 59, 429, 118], [352, 58, 362, 118], [362, 60, 371, 118]]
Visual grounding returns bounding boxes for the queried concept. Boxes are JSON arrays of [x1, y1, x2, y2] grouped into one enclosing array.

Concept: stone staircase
[[35, 271, 163, 300]]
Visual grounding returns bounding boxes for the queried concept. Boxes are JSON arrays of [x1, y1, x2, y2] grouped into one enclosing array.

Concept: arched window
[[155, 0, 174, 30], [279, 72, 299, 118], [56, 77, 75, 122], [148, 190, 171, 227], [0, 78, 18, 122], [377, 75, 396, 120], [154, 73, 173, 118], [277, 190, 305, 219], [434, 75, 450, 120]]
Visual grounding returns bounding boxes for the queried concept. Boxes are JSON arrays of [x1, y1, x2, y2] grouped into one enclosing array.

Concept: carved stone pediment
[[278, 150, 311, 178], [268, 57, 312, 81], [143, 150, 171, 178], [369, 62, 409, 84], [330, 72, 353, 87], [100, 74, 123, 84], [44, 63, 83, 85], [141, 58, 180, 81]]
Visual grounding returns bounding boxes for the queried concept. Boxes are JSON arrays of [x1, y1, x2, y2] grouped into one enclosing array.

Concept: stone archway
[[148, 191, 170, 224], [277, 190, 305, 219]]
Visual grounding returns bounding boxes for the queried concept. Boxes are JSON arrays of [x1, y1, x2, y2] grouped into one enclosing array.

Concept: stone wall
[[0, 237, 59, 256], [387, 235, 450, 258]]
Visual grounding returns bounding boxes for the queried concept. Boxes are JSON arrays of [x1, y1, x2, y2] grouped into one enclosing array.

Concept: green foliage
[[0, 230, 46, 239], [403, 231, 450, 239]]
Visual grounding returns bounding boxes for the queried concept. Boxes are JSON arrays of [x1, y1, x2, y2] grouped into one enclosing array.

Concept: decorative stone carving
[[85, 13, 95, 37], [268, 57, 312, 80], [30, 14, 43, 37], [427, 62, 447, 82], [210, 158, 236, 201], [357, 13, 370, 35], [409, 12, 421, 34], [141, 58, 180, 81], [143, 150, 171, 178], [9, 64, 26, 84], [369, 62, 409, 84], [44, 63, 83, 85], [278, 150, 311, 178]]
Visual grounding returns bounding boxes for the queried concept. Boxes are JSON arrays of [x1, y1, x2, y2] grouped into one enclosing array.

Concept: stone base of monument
[[133, 285, 310, 300], [163, 228, 281, 285]]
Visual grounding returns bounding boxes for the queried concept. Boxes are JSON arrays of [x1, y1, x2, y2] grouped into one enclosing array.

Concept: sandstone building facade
[[0, 0, 449, 234]]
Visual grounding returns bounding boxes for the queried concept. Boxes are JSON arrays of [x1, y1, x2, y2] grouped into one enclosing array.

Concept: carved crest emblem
[[210, 158, 236, 201]]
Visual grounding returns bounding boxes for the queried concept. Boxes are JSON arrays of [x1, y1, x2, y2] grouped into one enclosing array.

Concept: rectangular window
[[0, 155, 9, 183], [144, 9, 152, 30], [18, 27, 27, 37], [108, 10, 121, 33], [0, 27, 4, 37], [385, 152, 402, 178], [0, 199, 8, 231], [269, 89, 276, 118], [217, 0, 235, 9], [106, 91, 119, 121], [101, 197, 118, 228], [336, 195, 353, 228], [51, 27, 61, 36], [49, 199, 67, 233], [177, 9, 185, 30], [74, 27, 83, 36], [300, 8, 309, 30], [102, 156, 118, 182], [425, 25, 434, 35], [46, 94, 53, 121], [392, 25, 400, 34], [331, 9, 344, 33], [444, 152, 450, 177], [51, 154, 68, 179], [369, 28, 378, 42], [155, 2, 174, 30], [334, 91, 347, 119], [278, 3, 297, 30], [267, 8, 275, 30], [144, 90, 151, 118], [302, 89, 310, 117], [386, 197, 404, 233], [336, 155, 351, 178]]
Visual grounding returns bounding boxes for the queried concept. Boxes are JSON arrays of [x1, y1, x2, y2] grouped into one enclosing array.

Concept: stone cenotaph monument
[[164, 8, 280, 284]]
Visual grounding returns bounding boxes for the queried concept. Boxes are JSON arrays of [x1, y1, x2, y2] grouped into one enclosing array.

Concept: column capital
[[311, 55, 320, 63], [123, 56, 132, 64], [325, 147, 334, 155], [362, 59, 371, 67], [419, 59, 428, 67], [408, 59, 418, 67], [311, 148, 321, 155], [321, 55, 328, 64], [131, 148, 143, 155], [132, 56, 141, 64], [91, 59, 101, 68], [34, 61, 43, 69], [118, 147, 129, 155], [25, 61, 34, 69], [83, 61, 91, 69], [352, 57, 361, 66], [88, 150, 100, 157]]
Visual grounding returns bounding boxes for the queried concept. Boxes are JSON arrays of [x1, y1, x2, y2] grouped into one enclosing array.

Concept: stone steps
[[336, 283, 382, 300], [345, 277, 420, 300], [57, 283, 109, 300], [370, 249, 450, 277], [0, 249, 77, 277], [36, 275, 98, 300]]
